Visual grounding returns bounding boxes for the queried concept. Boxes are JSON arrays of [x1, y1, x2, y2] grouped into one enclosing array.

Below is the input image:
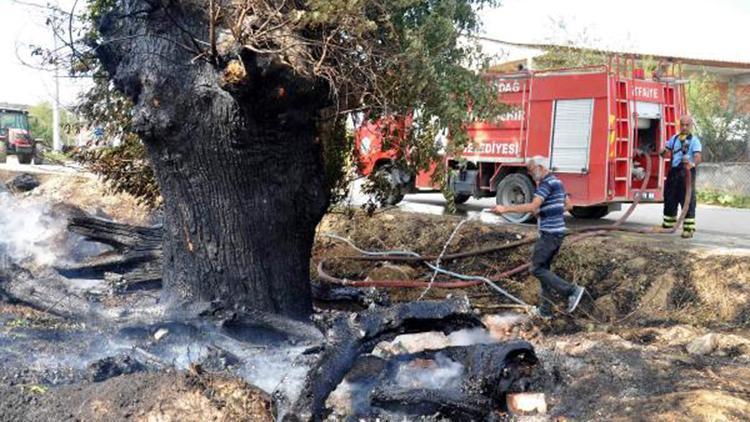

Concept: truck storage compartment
[[449, 170, 479, 196]]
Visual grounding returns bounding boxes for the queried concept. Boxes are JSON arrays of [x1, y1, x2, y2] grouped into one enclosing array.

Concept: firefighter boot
[[682, 218, 696, 238], [662, 215, 677, 230]]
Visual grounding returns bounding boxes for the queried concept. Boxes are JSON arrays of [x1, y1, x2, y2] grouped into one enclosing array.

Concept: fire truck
[[355, 58, 687, 222]]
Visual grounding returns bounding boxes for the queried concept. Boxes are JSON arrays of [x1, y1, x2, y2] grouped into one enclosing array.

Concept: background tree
[[686, 72, 750, 162], [61, 0, 501, 319], [27, 101, 77, 146]]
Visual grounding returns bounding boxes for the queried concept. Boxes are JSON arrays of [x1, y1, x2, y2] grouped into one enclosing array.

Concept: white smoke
[[447, 327, 498, 346], [0, 192, 67, 267], [395, 353, 464, 390], [0, 192, 110, 268]]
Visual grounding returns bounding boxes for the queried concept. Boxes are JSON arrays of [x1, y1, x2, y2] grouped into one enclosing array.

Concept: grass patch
[[41, 150, 74, 165], [697, 190, 750, 209]]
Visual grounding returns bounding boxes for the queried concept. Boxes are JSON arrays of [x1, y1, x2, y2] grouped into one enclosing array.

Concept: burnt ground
[[1, 172, 750, 421], [315, 210, 750, 420], [0, 368, 274, 422]]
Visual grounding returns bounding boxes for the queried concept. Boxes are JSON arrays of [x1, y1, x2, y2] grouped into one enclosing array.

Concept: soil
[[313, 210, 750, 420], [2, 181, 750, 420], [0, 369, 274, 422]]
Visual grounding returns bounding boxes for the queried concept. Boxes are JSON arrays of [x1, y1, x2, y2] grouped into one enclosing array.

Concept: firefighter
[[490, 156, 585, 319], [659, 115, 702, 238]]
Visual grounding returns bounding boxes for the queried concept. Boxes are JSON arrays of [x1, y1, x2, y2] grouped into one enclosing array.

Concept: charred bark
[[95, 1, 330, 319], [286, 297, 483, 421]]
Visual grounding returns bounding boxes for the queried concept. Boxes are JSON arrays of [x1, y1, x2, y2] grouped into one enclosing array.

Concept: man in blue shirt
[[659, 115, 702, 238], [490, 156, 585, 319]]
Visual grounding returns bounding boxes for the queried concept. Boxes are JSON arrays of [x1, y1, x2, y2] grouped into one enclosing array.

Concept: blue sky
[[1, 0, 748, 106]]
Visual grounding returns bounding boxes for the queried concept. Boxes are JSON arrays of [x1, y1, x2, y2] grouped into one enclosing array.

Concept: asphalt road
[[347, 180, 750, 252], [0, 155, 82, 176]]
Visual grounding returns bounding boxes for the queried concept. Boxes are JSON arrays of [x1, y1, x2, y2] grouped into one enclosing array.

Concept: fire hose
[[317, 157, 692, 306]]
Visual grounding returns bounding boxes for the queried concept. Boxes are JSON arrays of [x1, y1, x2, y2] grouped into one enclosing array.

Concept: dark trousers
[[663, 167, 697, 232], [531, 232, 575, 306]]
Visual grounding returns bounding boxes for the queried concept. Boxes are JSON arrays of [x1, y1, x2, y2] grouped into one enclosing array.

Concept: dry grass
[[30, 174, 153, 225], [315, 209, 750, 330]]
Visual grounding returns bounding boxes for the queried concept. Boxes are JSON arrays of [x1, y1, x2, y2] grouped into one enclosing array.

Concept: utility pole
[[52, 2, 62, 152]]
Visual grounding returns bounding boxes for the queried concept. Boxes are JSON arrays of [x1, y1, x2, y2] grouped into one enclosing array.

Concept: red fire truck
[[355, 59, 687, 222]]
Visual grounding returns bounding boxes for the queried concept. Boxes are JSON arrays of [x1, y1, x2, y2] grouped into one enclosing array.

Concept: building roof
[[475, 37, 750, 71], [0, 102, 29, 112]]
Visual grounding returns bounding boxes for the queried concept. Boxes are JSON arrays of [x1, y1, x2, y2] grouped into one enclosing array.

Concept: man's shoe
[[532, 305, 553, 321], [681, 231, 694, 239], [566, 286, 585, 313]]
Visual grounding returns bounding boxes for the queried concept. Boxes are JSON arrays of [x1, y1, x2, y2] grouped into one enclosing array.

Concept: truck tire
[[495, 173, 535, 223], [570, 205, 609, 219], [0, 142, 6, 163], [375, 166, 404, 206], [18, 153, 33, 164]]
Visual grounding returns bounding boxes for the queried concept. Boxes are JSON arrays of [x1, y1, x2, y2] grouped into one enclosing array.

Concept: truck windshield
[[0, 112, 30, 131]]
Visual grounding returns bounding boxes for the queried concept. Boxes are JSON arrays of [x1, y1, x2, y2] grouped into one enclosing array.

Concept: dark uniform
[[662, 133, 702, 234]]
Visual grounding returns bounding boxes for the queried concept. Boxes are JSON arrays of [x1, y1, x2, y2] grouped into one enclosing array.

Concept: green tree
[[63, 0, 501, 319], [686, 72, 750, 162], [531, 19, 607, 70], [27, 102, 77, 146]]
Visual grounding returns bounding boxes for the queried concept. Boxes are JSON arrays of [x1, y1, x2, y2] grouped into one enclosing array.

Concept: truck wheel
[[375, 166, 404, 206], [570, 205, 609, 219], [495, 173, 535, 223], [0, 142, 6, 163], [18, 153, 33, 164]]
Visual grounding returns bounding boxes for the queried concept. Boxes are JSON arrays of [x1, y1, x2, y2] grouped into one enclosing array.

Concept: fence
[[696, 162, 750, 196]]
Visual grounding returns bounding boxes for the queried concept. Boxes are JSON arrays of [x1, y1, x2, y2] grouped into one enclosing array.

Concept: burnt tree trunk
[[95, 2, 330, 319]]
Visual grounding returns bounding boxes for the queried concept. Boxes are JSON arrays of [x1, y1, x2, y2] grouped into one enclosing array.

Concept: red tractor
[[0, 105, 38, 164], [355, 58, 687, 222]]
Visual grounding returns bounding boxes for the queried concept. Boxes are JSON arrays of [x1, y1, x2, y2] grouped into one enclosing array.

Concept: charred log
[[369, 342, 537, 419], [104, 267, 163, 292], [56, 216, 162, 283], [370, 388, 494, 421], [68, 216, 162, 251], [286, 297, 482, 421], [0, 263, 100, 320], [311, 282, 390, 307]]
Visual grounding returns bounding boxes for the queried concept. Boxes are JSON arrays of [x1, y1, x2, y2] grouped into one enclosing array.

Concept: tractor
[[0, 105, 40, 164]]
